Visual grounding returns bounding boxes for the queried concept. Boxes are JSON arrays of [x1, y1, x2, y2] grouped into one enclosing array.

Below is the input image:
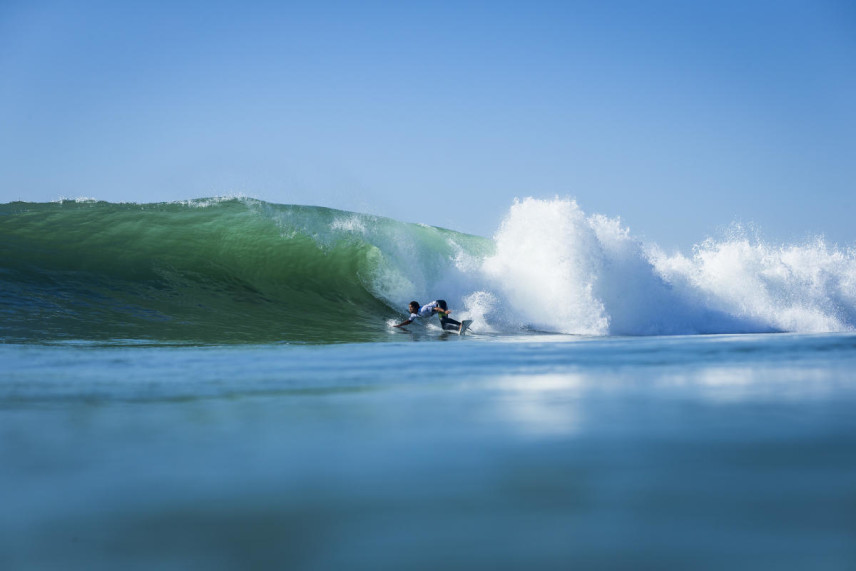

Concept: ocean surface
[[2, 198, 856, 569]]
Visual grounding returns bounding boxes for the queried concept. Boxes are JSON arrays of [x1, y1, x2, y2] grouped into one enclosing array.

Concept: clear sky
[[1, 0, 854, 250]]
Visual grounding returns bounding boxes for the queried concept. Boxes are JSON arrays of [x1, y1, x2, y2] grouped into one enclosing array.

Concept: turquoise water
[[2, 333, 855, 569], [3, 198, 856, 568], [0, 199, 489, 343]]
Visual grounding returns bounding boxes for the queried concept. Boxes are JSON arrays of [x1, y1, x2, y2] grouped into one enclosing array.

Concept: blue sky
[[2, 0, 854, 250]]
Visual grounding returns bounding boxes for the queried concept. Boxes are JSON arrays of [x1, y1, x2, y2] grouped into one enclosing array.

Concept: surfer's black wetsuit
[[435, 300, 462, 331]]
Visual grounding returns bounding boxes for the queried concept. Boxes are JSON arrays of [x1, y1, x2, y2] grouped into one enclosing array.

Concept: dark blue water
[[2, 333, 855, 569]]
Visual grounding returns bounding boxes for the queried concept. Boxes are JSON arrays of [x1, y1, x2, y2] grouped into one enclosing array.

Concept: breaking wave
[[2, 197, 854, 343]]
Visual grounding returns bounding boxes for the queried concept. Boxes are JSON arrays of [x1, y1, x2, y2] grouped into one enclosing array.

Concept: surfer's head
[[409, 301, 420, 313]]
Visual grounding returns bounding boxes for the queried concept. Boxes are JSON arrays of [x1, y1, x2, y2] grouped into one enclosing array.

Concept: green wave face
[[0, 198, 492, 344]]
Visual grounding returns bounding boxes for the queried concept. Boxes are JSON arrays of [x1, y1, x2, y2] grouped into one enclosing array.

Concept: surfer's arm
[[393, 319, 413, 328]]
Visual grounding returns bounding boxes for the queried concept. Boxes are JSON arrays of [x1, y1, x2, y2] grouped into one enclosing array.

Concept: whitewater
[[2, 196, 854, 343]]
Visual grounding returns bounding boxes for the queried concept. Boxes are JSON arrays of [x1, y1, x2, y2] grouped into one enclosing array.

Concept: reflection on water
[[659, 365, 848, 402], [486, 374, 584, 437]]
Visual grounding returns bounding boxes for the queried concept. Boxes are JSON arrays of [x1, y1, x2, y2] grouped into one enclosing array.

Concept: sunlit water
[[2, 332, 855, 569]]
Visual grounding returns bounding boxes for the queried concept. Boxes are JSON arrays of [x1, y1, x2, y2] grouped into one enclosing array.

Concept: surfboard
[[458, 320, 473, 335]]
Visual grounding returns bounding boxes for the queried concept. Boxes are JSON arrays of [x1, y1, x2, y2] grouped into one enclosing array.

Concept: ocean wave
[[1, 197, 854, 343]]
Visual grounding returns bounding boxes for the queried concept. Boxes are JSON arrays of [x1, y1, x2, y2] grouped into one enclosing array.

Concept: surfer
[[394, 300, 464, 332]]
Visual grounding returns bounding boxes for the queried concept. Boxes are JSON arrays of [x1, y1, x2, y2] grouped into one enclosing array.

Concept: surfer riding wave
[[393, 300, 465, 332]]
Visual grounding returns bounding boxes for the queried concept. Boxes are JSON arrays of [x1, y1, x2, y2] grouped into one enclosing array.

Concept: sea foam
[[443, 197, 856, 336]]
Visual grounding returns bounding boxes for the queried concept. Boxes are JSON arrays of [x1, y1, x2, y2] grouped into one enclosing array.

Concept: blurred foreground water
[[2, 333, 855, 569]]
